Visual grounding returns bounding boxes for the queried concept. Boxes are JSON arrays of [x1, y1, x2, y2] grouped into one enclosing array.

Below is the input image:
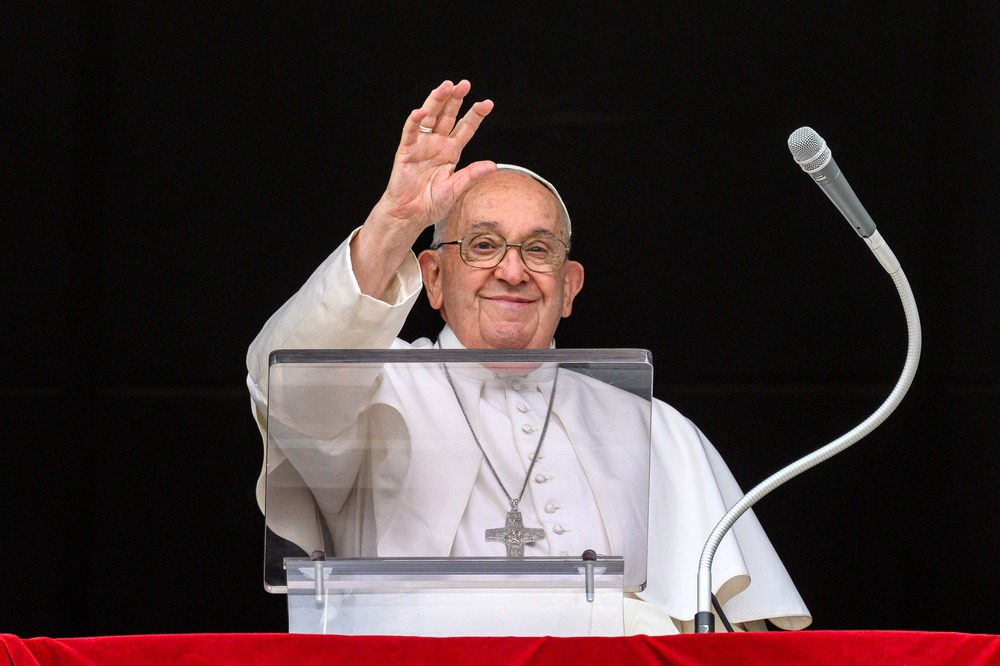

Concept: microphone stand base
[[694, 610, 715, 634]]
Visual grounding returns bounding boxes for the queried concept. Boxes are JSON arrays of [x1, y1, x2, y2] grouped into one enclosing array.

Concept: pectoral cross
[[486, 509, 546, 558]]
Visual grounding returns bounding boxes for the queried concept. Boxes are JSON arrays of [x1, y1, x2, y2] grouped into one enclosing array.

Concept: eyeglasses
[[435, 231, 570, 273]]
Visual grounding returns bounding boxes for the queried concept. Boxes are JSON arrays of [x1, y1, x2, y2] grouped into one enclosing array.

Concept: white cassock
[[247, 229, 812, 634]]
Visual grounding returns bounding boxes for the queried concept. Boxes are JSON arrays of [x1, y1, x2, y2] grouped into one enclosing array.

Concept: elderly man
[[247, 80, 810, 633]]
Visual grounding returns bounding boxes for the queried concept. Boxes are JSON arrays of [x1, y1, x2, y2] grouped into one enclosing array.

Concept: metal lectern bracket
[[581, 550, 598, 602], [310, 550, 326, 605]]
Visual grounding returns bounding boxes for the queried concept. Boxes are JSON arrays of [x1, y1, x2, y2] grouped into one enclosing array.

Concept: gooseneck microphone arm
[[694, 127, 922, 633]]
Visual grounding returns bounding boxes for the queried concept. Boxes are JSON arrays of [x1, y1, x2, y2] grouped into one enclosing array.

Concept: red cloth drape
[[4, 631, 1000, 666]]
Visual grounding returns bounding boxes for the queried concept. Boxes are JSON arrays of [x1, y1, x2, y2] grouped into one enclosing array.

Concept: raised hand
[[381, 79, 495, 231], [353, 80, 495, 299]]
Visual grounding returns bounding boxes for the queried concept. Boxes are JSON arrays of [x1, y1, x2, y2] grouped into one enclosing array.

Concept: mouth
[[483, 294, 534, 305]]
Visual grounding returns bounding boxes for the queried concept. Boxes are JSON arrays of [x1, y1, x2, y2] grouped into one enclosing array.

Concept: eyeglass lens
[[461, 233, 566, 271]]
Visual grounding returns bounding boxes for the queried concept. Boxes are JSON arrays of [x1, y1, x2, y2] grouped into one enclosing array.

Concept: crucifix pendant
[[485, 509, 546, 558]]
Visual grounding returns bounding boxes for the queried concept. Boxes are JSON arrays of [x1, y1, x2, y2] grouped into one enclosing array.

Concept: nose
[[492, 245, 530, 284]]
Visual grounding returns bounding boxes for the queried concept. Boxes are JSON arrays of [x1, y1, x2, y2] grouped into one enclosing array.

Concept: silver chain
[[443, 365, 559, 510]]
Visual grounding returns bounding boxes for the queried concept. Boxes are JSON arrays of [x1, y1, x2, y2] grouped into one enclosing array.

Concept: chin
[[489, 331, 554, 350], [481, 324, 537, 350]]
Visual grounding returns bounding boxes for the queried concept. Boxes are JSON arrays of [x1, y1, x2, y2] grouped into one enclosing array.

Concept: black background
[[4, 3, 999, 636]]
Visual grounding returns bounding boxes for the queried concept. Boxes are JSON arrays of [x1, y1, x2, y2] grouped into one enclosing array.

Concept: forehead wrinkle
[[463, 221, 560, 240], [444, 172, 566, 242], [464, 220, 500, 233]]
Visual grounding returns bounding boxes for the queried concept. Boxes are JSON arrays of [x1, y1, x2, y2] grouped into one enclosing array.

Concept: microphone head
[[788, 126, 831, 173]]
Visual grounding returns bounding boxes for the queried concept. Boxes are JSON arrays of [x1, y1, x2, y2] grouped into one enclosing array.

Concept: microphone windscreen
[[788, 127, 831, 172]]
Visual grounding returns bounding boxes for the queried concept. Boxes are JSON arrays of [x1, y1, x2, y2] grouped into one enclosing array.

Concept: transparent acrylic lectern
[[264, 348, 652, 636]]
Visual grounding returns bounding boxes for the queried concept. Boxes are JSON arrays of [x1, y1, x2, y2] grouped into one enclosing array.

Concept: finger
[[399, 108, 432, 148], [437, 79, 472, 133], [450, 160, 498, 197], [450, 99, 494, 150], [399, 80, 455, 147], [415, 80, 454, 134]]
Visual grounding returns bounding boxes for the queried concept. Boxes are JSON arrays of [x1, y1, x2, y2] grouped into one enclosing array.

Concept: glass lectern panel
[[264, 348, 653, 603]]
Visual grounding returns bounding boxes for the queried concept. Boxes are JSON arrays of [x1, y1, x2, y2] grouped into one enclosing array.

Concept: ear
[[560, 260, 585, 318], [418, 249, 444, 311]]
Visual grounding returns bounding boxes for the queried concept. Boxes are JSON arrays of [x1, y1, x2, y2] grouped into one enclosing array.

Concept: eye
[[465, 234, 503, 257], [522, 238, 554, 258]]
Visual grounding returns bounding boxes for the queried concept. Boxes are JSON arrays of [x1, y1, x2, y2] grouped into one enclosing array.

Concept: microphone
[[695, 127, 922, 632], [788, 127, 900, 276], [787, 127, 877, 239]]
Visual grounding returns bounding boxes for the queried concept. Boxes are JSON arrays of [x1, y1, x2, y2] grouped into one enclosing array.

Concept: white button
[[558, 551, 569, 557], [512, 380, 525, 390], [544, 503, 558, 514], [517, 402, 530, 413], [534, 474, 548, 484], [529, 452, 544, 462], [552, 524, 566, 535], [521, 424, 537, 434]]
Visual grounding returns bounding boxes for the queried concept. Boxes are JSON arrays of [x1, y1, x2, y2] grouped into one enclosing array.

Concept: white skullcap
[[496, 163, 572, 238]]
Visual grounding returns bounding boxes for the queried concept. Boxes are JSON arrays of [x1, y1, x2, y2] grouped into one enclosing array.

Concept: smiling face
[[418, 171, 584, 349]]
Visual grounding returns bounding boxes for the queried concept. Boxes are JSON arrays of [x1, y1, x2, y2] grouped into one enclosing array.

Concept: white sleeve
[[246, 227, 423, 510], [246, 227, 423, 397]]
